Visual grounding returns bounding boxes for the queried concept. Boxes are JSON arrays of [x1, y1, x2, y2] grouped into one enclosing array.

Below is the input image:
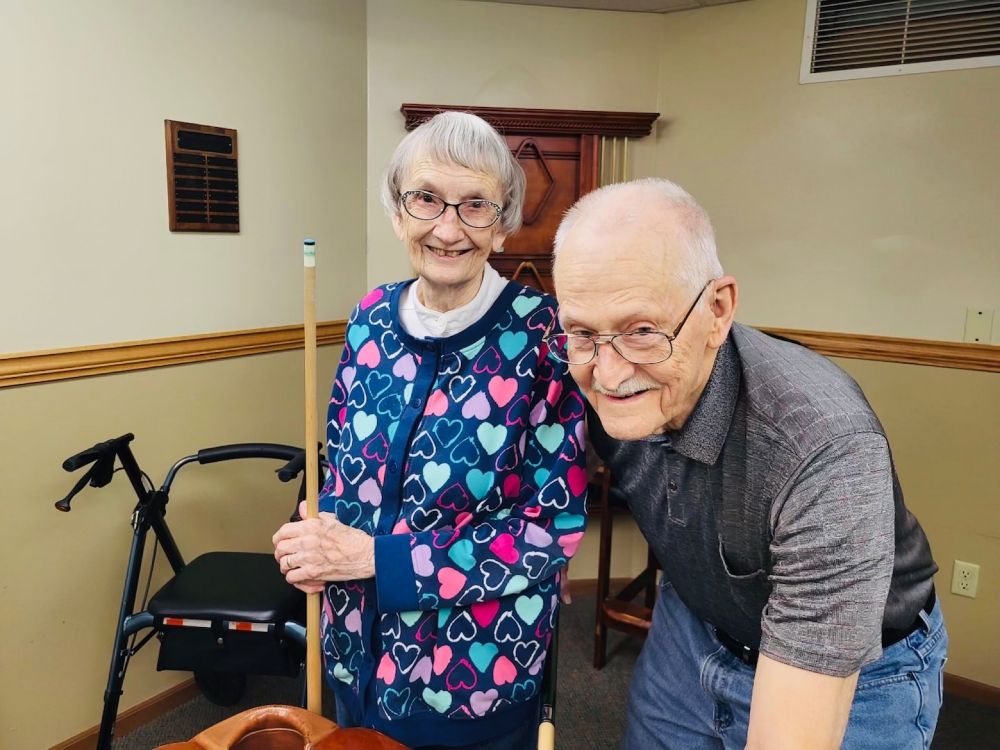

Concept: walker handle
[[196, 443, 302, 465], [276, 443, 324, 483], [55, 466, 98, 512], [62, 433, 134, 472]]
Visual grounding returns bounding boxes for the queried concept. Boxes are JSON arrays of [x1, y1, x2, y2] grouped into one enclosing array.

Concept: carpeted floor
[[114, 593, 997, 748]]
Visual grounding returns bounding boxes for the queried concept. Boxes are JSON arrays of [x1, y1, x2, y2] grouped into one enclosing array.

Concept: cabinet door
[[495, 134, 598, 294]]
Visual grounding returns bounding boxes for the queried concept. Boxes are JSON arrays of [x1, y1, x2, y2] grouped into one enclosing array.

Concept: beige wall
[[656, 0, 1000, 343], [0, 0, 367, 354]]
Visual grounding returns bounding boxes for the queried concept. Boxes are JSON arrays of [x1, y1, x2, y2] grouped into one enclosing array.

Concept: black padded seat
[[149, 551, 304, 623]]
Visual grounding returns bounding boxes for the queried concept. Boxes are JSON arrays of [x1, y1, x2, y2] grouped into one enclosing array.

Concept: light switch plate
[[963, 308, 994, 344]]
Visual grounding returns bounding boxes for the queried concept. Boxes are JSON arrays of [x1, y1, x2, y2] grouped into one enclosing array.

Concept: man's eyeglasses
[[400, 190, 504, 229], [545, 281, 713, 365]]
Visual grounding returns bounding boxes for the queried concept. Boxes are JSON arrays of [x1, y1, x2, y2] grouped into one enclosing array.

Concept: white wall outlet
[[951, 560, 980, 599], [963, 308, 994, 344]]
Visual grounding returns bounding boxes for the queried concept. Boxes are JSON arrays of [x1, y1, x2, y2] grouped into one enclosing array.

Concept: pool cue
[[303, 238, 322, 714], [537, 611, 558, 750]]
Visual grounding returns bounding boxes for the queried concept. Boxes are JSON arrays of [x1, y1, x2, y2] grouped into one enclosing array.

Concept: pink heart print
[[438, 567, 468, 600]]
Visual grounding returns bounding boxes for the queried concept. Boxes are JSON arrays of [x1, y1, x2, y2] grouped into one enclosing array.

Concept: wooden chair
[[590, 464, 660, 669]]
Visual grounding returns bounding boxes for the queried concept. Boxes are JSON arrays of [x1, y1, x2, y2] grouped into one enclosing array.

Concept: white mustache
[[591, 378, 660, 397]]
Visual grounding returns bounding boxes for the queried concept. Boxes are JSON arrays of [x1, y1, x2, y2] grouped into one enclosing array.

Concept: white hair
[[553, 177, 724, 295], [380, 111, 526, 235]]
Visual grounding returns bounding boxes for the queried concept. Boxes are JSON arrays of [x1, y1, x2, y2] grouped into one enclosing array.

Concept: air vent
[[801, 0, 1000, 83], [165, 120, 239, 232]]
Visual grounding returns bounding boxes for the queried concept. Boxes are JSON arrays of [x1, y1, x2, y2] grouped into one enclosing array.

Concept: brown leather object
[[155, 704, 409, 750]]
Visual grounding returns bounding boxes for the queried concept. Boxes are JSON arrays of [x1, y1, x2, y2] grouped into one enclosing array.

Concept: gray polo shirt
[[589, 323, 937, 677]]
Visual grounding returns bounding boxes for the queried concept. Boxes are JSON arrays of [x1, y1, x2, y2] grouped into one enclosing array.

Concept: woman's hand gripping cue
[[273, 501, 376, 593]]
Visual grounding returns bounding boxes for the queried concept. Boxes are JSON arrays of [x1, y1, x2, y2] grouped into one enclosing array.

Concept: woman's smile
[[424, 245, 474, 259]]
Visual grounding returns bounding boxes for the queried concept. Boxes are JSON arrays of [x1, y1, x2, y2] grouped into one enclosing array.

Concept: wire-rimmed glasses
[[400, 190, 503, 229], [545, 281, 713, 365]]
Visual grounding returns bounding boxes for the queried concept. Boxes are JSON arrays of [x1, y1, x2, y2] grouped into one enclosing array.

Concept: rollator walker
[[56, 433, 321, 749]]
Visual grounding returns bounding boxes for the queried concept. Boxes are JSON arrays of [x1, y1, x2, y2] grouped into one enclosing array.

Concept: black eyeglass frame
[[545, 280, 714, 366], [399, 189, 504, 229]]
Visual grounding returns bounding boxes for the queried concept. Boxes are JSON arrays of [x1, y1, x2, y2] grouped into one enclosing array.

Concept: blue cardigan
[[320, 279, 589, 747]]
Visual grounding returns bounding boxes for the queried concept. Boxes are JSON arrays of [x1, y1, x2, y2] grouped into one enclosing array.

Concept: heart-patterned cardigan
[[319, 279, 588, 748]]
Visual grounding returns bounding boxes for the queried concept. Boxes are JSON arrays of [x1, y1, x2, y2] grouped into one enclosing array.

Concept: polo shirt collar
[[668, 334, 739, 465]]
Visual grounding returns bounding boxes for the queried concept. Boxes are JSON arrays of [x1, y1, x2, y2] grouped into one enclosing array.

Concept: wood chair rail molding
[[2, 324, 997, 390], [0, 322, 346, 389], [761, 327, 1000, 373], [400, 103, 660, 137]]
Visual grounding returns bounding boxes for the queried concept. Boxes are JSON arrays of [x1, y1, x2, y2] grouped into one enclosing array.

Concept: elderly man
[[549, 178, 945, 750]]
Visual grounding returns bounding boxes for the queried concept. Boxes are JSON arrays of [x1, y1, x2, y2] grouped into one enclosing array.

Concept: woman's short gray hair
[[381, 111, 526, 235], [554, 177, 724, 295]]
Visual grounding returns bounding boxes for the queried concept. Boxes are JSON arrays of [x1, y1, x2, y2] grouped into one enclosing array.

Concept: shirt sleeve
[[759, 432, 895, 677], [373, 360, 589, 613]]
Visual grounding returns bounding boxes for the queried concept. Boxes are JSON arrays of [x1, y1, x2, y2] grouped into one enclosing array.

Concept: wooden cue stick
[[303, 238, 322, 714]]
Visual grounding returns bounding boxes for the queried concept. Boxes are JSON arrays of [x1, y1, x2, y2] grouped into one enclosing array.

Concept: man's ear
[[707, 275, 738, 348]]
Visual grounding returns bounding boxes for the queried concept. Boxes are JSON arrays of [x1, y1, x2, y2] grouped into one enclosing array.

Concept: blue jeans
[[624, 584, 947, 750]]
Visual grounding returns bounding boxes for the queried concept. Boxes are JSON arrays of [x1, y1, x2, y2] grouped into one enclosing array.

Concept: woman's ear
[[391, 212, 405, 242], [708, 275, 738, 348], [491, 231, 508, 253]]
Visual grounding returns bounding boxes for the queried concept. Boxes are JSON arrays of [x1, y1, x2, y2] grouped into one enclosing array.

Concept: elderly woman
[[273, 112, 588, 750]]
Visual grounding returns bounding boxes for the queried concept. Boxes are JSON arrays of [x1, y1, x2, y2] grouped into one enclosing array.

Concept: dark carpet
[[113, 594, 997, 748]]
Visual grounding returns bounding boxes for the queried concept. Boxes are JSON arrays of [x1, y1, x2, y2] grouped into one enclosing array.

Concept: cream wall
[[365, 0, 662, 288], [656, 0, 1000, 343], [0, 0, 367, 354], [0, 1, 366, 747]]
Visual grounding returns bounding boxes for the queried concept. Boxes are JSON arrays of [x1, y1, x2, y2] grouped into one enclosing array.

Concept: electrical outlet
[[951, 560, 980, 599]]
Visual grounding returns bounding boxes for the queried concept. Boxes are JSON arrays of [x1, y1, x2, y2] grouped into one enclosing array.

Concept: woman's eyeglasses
[[400, 190, 503, 229]]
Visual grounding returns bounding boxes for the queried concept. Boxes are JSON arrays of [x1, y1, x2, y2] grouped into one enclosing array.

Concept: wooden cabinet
[[401, 104, 659, 293]]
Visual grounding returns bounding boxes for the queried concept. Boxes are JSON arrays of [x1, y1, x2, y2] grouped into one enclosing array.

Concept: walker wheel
[[194, 670, 247, 706]]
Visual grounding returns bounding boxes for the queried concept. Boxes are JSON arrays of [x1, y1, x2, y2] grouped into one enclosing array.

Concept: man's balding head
[[550, 178, 737, 439], [553, 178, 723, 297]]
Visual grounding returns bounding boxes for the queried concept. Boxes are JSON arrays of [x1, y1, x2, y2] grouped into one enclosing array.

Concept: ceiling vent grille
[[801, 0, 1000, 82], [165, 120, 239, 232]]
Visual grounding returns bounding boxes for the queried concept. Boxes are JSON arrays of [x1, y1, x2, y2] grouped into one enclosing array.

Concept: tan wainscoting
[[50, 679, 198, 750], [1, 322, 346, 389], [3, 323, 997, 391]]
